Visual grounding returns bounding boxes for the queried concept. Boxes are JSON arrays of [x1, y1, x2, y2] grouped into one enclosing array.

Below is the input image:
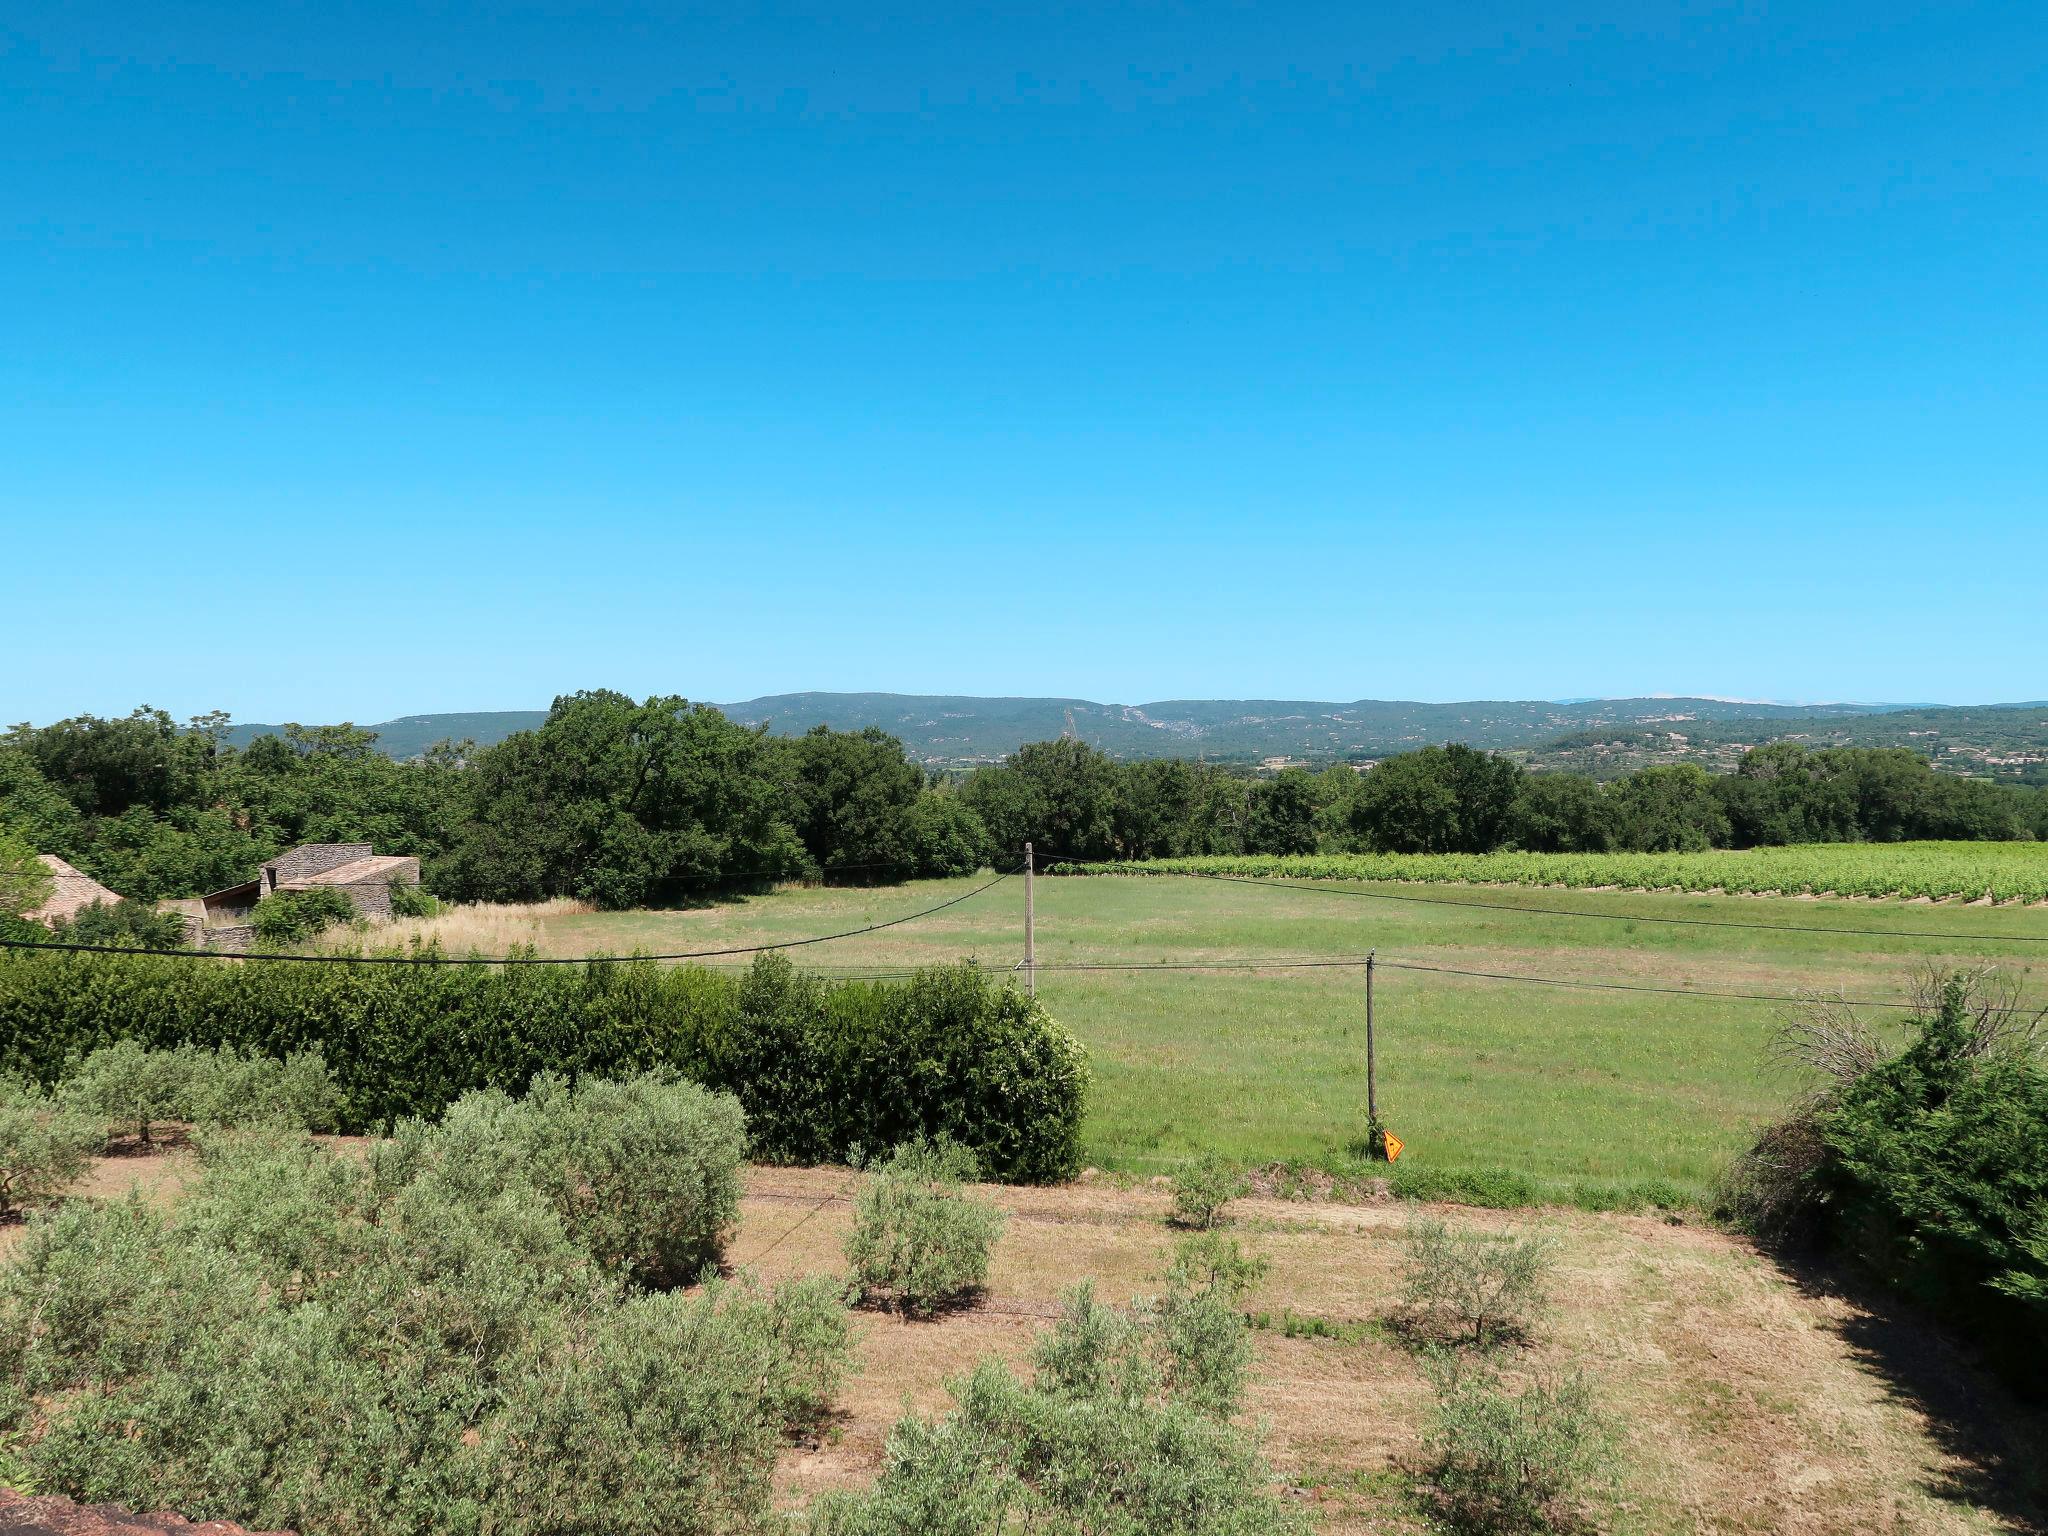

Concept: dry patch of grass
[[319, 897, 597, 956], [20, 1151, 2038, 1534], [734, 1170, 2044, 1536]]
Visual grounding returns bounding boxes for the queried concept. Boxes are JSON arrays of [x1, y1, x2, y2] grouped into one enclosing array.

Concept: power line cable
[[1042, 855, 2048, 943]]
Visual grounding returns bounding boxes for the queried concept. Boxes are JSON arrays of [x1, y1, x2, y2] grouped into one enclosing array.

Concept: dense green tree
[[1509, 772, 1620, 852], [222, 723, 466, 865], [1347, 745, 1522, 854], [1246, 768, 1323, 855], [1112, 759, 1253, 859], [1, 830, 52, 921], [0, 750, 86, 863], [773, 726, 927, 877], [961, 738, 1121, 864], [1609, 764, 1731, 852], [440, 691, 807, 908], [899, 794, 994, 877], [48, 899, 192, 950], [14, 707, 213, 819]]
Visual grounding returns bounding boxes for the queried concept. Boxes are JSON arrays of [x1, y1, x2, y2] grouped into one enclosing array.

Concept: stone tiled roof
[[26, 854, 124, 924], [280, 855, 419, 890]]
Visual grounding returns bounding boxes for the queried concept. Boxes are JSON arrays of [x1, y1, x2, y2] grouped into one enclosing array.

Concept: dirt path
[[6, 1155, 2040, 1534]]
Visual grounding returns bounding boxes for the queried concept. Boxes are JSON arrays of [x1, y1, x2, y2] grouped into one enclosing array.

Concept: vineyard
[[1072, 839, 2048, 903]]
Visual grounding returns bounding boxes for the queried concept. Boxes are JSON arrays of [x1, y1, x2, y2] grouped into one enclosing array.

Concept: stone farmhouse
[[192, 843, 421, 952]]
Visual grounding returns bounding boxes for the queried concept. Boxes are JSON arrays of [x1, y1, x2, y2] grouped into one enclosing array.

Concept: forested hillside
[[4, 696, 2044, 919], [218, 692, 2048, 775]]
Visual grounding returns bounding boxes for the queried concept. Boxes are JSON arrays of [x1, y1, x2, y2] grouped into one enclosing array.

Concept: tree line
[[3, 693, 2043, 918]]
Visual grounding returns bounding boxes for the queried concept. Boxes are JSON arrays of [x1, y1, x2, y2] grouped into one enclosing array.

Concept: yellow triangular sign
[[1382, 1130, 1404, 1162]]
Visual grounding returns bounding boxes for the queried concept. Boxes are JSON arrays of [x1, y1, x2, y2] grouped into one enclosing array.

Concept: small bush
[[59, 1039, 203, 1144], [1713, 1113, 1830, 1241], [1154, 1274, 1255, 1419], [186, 1047, 342, 1132], [45, 901, 188, 952], [0, 1078, 102, 1220], [1033, 1238, 1266, 1424], [1399, 1211, 1557, 1346], [1153, 1235, 1267, 1420], [1386, 1164, 1539, 1209], [1423, 1354, 1616, 1534], [697, 1271, 856, 1430], [813, 1295, 1309, 1536], [1167, 1150, 1248, 1229], [1164, 1229, 1269, 1302], [480, 1286, 803, 1536], [845, 1138, 1006, 1316], [0, 1073, 844, 1536], [388, 884, 440, 920], [58, 1043, 340, 1144], [251, 886, 360, 945], [435, 1070, 747, 1285], [0, 1428, 36, 1493]]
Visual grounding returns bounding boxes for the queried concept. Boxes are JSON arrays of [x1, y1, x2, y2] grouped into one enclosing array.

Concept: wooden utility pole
[[1024, 842, 1036, 998], [1365, 949, 1378, 1134]]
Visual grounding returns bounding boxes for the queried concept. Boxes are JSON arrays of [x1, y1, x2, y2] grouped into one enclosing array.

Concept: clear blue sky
[[6, 2, 2043, 725]]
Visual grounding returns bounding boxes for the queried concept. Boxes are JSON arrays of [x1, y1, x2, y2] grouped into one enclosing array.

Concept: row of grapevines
[[1063, 841, 2048, 903]]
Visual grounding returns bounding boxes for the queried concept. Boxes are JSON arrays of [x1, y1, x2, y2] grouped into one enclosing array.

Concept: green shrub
[[1386, 1164, 1539, 1209], [696, 1271, 855, 1430], [250, 886, 359, 945], [1033, 1240, 1266, 1424], [186, 1046, 342, 1132], [1399, 1211, 1557, 1346], [0, 1078, 102, 1219], [58, 1039, 203, 1144], [388, 884, 440, 920], [436, 1070, 747, 1285], [1422, 1354, 1616, 1534], [0, 950, 1087, 1184], [1726, 970, 2048, 1385], [845, 1138, 1007, 1316], [479, 1286, 800, 1536], [56, 1042, 340, 1144], [0, 1074, 847, 1536], [812, 1287, 1308, 1536], [1165, 1229, 1269, 1302], [1168, 1150, 1249, 1230], [1151, 1234, 1266, 1418], [0, 1429, 36, 1494], [45, 900, 189, 952], [1153, 1275, 1256, 1420]]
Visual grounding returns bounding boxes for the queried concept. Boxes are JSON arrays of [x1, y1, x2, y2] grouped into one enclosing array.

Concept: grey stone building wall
[[330, 857, 420, 922], [264, 843, 374, 890], [337, 881, 394, 921]]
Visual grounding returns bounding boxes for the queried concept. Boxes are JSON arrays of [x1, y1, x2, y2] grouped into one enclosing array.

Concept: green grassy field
[[1081, 840, 2048, 901], [411, 862, 2047, 1205]]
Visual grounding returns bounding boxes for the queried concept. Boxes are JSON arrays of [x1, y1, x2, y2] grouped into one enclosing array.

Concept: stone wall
[[337, 881, 394, 921], [263, 843, 373, 890], [327, 857, 420, 922]]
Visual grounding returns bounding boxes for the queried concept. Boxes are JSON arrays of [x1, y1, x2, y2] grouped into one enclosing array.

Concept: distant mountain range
[[219, 694, 2048, 782]]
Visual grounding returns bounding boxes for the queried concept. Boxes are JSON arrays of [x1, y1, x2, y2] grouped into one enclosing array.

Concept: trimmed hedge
[[0, 951, 1088, 1184]]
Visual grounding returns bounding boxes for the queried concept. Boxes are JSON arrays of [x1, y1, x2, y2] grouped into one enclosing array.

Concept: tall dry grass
[[310, 898, 595, 958]]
